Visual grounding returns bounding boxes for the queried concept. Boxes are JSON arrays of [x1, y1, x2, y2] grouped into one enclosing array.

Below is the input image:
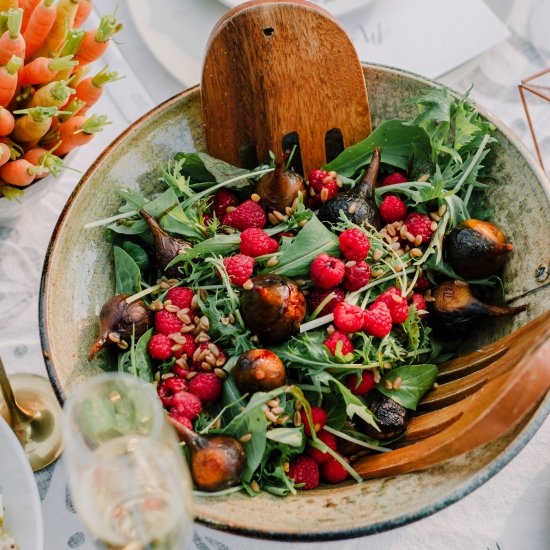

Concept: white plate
[[217, 0, 369, 16], [0, 417, 44, 550]]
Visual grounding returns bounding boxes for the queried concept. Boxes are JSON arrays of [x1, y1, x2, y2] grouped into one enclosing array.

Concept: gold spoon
[[0, 356, 63, 472]]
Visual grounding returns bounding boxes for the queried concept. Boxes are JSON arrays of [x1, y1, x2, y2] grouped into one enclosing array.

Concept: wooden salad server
[[201, 0, 371, 177]]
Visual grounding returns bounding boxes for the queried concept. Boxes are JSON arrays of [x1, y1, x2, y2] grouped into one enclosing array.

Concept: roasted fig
[[88, 294, 150, 361], [445, 219, 513, 279], [233, 349, 287, 393], [318, 147, 381, 229], [360, 392, 409, 441], [140, 210, 191, 278], [255, 153, 307, 213], [240, 274, 306, 344], [428, 279, 526, 338], [169, 417, 246, 492]]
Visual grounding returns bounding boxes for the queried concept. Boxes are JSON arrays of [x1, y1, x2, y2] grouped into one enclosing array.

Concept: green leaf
[[176, 151, 252, 186], [129, 328, 153, 382], [377, 364, 438, 410], [113, 246, 141, 294], [122, 241, 149, 271], [323, 120, 431, 176], [266, 427, 303, 447]]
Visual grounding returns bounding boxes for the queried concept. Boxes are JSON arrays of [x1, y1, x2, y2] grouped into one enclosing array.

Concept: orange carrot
[[34, 0, 81, 57], [0, 157, 45, 185], [0, 136, 22, 158], [57, 95, 83, 122], [74, 10, 121, 67], [75, 66, 121, 113], [29, 79, 74, 106], [73, 0, 91, 28], [0, 55, 22, 106], [23, 146, 62, 177], [22, 0, 55, 59], [0, 141, 11, 165], [18, 54, 76, 86], [0, 106, 14, 134], [20, 0, 40, 32], [55, 113, 108, 155], [0, 8, 25, 65], [0, 1, 18, 10], [12, 105, 62, 142]]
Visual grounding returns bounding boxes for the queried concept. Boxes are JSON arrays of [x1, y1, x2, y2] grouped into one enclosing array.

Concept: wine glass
[[63, 373, 194, 549]]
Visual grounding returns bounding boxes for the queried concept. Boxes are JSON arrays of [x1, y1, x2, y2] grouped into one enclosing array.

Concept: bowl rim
[[38, 62, 550, 542]]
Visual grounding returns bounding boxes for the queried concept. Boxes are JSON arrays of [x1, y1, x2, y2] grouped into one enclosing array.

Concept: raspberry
[[379, 194, 407, 224], [223, 200, 266, 230], [171, 391, 202, 420], [148, 333, 173, 361], [276, 231, 295, 241], [174, 333, 196, 359], [308, 287, 345, 316], [166, 287, 194, 310], [411, 293, 428, 318], [338, 228, 371, 261], [192, 342, 227, 371], [154, 310, 183, 335], [362, 302, 393, 338], [310, 254, 345, 289], [308, 169, 340, 207], [169, 409, 193, 430], [212, 189, 239, 220], [306, 430, 337, 464], [405, 212, 433, 244], [189, 372, 223, 403], [157, 377, 188, 407], [373, 287, 409, 324], [382, 172, 408, 186], [221, 254, 254, 286], [415, 274, 432, 292], [173, 364, 190, 379], [323, 330, 354, 358], [333, 301, 365, 333], [239, 228, 279, 258], [287, 455, 319, 490], [301, 406, 327, 437], [345, 371, 375, 395], [320, 456, 350, 484], [343, 261, 372, 291]]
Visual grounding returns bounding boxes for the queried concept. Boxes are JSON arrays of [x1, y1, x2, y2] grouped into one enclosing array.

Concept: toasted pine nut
[[251, 193, 261, 202]]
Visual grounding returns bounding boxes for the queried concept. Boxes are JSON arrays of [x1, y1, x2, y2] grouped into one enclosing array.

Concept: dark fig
[[233, 349, 287, 393], [168, 417, 246, 492], [318, 147, 381, 229], [240, 274, 306, 344], [140, 210, 191, 278], [429, 279, 526, 338], [88, 294, 150, 361], [360, 392, 409, 441], [255, 153, 307, 213], [445, 219, 513, 279]]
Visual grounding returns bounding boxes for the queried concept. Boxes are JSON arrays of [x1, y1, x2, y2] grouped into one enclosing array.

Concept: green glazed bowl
[[40, 64, 550, 541]]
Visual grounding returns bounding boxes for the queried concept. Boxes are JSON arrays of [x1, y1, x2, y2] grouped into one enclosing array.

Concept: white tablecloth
[[0, 1, 549, 548]]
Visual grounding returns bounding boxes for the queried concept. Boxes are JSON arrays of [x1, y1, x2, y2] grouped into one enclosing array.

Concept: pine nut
[[346, 261, 357, 268], [250, 480, 260, 493], [200, 361, 212, 371], [240, 433, 253, 443], [383, 362, 392, 370], [251, 193, 261, 202], [225, 206, 236, 213], [373, 268, 384, 277], [438, 204, 447, 216], [430, 221, 438, 232], [405, 231, 415, 242], [191, 294, 200, 310], [390, 242, 401, 251], [294, 411, 302, 426], [215, 356, 227, 367], [214, 368, 227, 379], [277, 414, 290, 425], [180, 324, 195, 333], [294, 400, 303, 411], [387, 225, 396, 237], [165, 304, 180, 313], [171, 344, 183, 353], [410, 248, 423, 258], [243, 279, 254, 290], [393, 376, 402, 390], [186, 372, 198, 380], [348, 203, 357, 215], [395, 264, 403, 272], [108, 331, 120, 343], [385, 379, 394, 390], [285, 206, 294, 216], [267, 256, 279, 267], [268, 212, 278, 225], [267, 399, 280, 408], [299, 219, 308, 227], [418, 173, 430, 182], [326, 324, 336, 336], [454, 280, 468, 287], [373, 249, 383, 261], [149, 300, 163, 311], [264, 410, 278, 423], [320, 188, 329, 203], [117, 340, 129, 350], [271, 406, 284, 415], [414, 235, 423, 246], [282, 462, 290, 473], [273, 210, 286, 222], [430, 212, 441, 222]]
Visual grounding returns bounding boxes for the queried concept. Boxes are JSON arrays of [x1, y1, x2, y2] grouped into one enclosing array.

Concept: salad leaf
[[129, 328, 154, 382], [121, 241, 149, 271], [175, 151, 253, 186], [113, 246, 141, 294], [266, 427, 303, 447]]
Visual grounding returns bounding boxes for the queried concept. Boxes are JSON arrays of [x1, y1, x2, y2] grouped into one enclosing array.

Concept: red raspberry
[[166, 287, 194, 310], [157, 377, 188, 407], [309, 169, 331, 192], [362, 302, 393, 338], [189, 373, 223, 403], [405, 212, 434, 244], [379, 194, 407, 224], [310, 254, 345, 289], [223, 200, 266, 230], [411, 293, 428, 318], [173, 364, 190, 379], [154, 310, 183, 335], [169, 409, 193, 430], [373, 287, 409, 324], [171, 391, 202, 420], [306, 430, 337, 464], [174, 333, 196, 359], [301, 406, 327, 437], [221, 254, 254, 286], [343, 261, 372, 291], [345, 370, 375, 395], [276, 231, 295, 241], [192, 342, 227, 371], [382, 172, 408, 186], [239, 228, 279, 258], [308, 287, 345, 316], [212, 189, 239, 220], [338, 228, 371, 261], [320, 456, 350, 484], [323, 330, 354, 357], [333, 301, 365, 333], [415, 274, 432, 292], [308, 169, 340, 207], [147, 333, 173, 361], [287, 455, 319, 490]]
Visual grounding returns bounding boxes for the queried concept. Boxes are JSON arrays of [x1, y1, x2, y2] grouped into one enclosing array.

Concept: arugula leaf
[[175, 152, 252, 186], [129, 328, 153, 382], [122, 241, 149, 271], [266, 427, 303, 447], [377, 364, 438, 410], [113, 246, 141, 294]]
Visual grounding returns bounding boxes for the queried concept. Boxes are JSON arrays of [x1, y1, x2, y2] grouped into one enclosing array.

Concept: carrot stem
[[5, 7, 22, 39], [91, 65, 122, 87], [95, 10, 122, 43], [5, 53, 21, 73], [73, 113, 109, 134], [14, 106, 60, 122], [49, 54, 77, 71], [58, 28, 85, 56], [58, 97, 84, 122]]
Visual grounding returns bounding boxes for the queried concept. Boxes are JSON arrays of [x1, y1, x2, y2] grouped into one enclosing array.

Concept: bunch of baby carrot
[[0, 0, 121, 198]]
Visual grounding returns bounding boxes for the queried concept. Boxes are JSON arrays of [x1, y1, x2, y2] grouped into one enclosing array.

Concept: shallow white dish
[[0, 417, 44, 550]]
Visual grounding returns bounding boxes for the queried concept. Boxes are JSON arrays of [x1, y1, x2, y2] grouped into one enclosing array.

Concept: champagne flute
[[63, 373, 194, 549]]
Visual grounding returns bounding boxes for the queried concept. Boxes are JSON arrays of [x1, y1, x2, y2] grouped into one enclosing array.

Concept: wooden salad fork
[[201, 0, 371, 177], [354, 311, 550, 478]]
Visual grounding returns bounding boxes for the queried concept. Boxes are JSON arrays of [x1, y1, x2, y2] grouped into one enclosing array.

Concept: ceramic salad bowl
[[39, 64, 550, 540]]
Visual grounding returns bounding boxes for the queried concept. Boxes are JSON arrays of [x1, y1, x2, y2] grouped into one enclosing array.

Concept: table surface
[[1, 1, 549, 549]]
